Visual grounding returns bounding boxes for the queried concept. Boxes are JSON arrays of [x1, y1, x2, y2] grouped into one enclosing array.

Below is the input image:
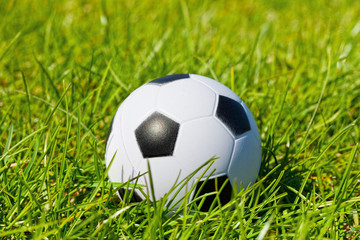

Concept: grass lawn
[[1, 0, 360, 239]]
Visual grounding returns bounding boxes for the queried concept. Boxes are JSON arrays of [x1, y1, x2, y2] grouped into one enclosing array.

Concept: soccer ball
[[105, 74, 261, 210]]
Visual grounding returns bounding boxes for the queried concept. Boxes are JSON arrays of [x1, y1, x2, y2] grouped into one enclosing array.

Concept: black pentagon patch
[[135, 112, 180, 158], [148, 74, 189, 85], [118, 188, 143, 202], [216, 95, 250, 137], [193, 175, 233, 212]]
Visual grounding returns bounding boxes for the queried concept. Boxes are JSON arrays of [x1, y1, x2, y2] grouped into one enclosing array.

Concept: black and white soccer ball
[[105, 74, 261, 210]]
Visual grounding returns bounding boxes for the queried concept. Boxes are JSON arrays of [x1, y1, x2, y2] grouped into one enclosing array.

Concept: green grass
[[1, 0, 360, 238]]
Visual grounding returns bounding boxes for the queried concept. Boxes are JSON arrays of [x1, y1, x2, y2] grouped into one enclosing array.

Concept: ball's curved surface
[[105, 74, 261, 210]]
